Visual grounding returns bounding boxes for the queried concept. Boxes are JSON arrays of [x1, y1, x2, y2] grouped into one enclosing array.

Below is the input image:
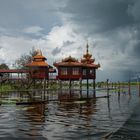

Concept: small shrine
[[54, 43, 100, 81], [53, 56, 82, 80], [81, 43, 100, 79], [25, 50, 49, 79], [53, 43, 100, 98]]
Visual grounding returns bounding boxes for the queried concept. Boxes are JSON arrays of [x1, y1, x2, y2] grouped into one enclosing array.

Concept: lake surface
[[0, 88, 140, 140]]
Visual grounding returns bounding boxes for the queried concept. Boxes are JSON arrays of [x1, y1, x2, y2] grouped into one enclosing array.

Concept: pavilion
[[53, 43, 100, 98]]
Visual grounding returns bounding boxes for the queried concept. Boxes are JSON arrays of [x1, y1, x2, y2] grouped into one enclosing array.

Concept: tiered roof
[[25, 50, 48, 67], [81, 43, 95, 64], [81, 43, 100, 69], [54, 43, 100, 69], [53, 55, 82, 67]]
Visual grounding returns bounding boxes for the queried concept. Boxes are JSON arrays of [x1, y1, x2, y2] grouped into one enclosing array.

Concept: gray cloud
[[62, 41, 75, 47], [58, 0, 140, 80], [61, 0, 135, 33], [1, 0, 140, 81], [132, 41, 140, 58], [0, 0, 64, 36], [51, 47, 61, 55]]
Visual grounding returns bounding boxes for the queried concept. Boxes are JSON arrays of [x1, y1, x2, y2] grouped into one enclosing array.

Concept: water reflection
[[25, 103, 46, 122], [57, 92, 97, 116], [0, 89, 140, 140]]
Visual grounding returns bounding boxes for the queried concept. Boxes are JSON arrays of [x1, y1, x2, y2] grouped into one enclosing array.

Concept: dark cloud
[[0, 0, 63, 36], [132, 41, 140, 58], [62, 41, 75, 47], [59, 0, 140, 80], [1, 0, 140, 81], [61, 0, 135, 32]]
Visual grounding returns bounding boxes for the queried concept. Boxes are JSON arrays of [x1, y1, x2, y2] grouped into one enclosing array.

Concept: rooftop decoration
[[53, 55, 82, 67], [81, 43, 100, 69], [25, 50, 48, 67]]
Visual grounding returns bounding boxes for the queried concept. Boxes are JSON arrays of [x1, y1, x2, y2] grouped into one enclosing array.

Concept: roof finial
[[36, 49, 42, 56], [86, 41, 89, 54]]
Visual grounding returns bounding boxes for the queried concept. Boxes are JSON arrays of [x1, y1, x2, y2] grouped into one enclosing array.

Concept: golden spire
[[36, 49, 42, 56], [81, 42, 95, 64], [86, 42, 89, 54]]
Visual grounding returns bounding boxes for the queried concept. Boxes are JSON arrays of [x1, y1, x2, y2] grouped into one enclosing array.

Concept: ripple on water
[[0, 91, 140, 139]]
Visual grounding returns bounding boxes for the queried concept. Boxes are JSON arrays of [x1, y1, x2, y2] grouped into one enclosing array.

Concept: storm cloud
[[0, 0, 140, 81]]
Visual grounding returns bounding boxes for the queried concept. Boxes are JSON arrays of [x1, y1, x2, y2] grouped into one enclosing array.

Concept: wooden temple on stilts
[[81, 43, 100, 98], [53, 43, 100, 99], [0, 43, 100, 104], [25, 49, 55, 101]]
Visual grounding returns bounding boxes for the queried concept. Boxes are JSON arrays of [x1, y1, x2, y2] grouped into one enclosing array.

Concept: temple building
[[25, 50, 49, 79], [53, 56, 83, 80], [81, 43, 100, 80], [53, 43, 100, 81]]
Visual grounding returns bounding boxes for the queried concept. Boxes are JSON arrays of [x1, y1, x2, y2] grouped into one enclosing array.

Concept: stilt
[[80, 79, 82, 98], [128, 80, 131, 96], [112, 82, 113, 89], [47, 80, 49, 89], [106, 79, 109, 97], [32, 79, 36, 101], [137, 77, 140, 97], [86, 68, 89, 98], [118, 81, 120, 97], [107, 96, 110, 114], [59, 80, 62, 95], [93, 79, 96, 98], [87, 77, 89, 98], [69, 79, 72, 96], [43, 78, 46, 100]]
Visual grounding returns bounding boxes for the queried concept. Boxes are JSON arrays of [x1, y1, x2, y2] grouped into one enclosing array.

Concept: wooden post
[[18, 73, 19, 86], [43, 78, 46, 100], [32, 79, 36, 101], [80, 79, 82, 98], [137, 77, 140, 97], [69, 79, 72, 96], [93, 79, 96, 98], [128, 80, 131, 96], [107, 96, 110, 113], [112, 82, 113, 89], [106, 79, 109, 97], [59, 80, 62, 95], [86, 68, 89, 98], [118, 81, 120, 97], [47, 80, 49, 89]]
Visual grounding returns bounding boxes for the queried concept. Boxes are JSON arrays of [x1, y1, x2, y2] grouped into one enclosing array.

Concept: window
[[72, 68, 79, 75], [61, 68, 68, 75], [83, 69, 86, 75], [90, 69, 95, 75]]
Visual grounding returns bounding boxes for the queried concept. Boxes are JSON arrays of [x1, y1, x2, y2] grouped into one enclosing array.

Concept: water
[[0, 89, 140, 140]]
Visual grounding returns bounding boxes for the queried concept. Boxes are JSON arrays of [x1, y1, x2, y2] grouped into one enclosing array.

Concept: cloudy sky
[[0, 0, 140, 81]]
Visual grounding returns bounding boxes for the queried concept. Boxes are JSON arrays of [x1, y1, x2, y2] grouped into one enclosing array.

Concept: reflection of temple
[[56, 96, 97, 120], [26, 103, 46, 122]]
